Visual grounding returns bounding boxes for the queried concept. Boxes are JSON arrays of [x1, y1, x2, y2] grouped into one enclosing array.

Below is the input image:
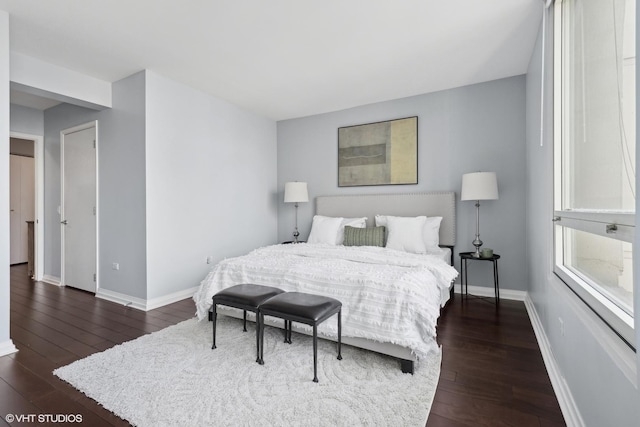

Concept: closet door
[[9, 155, 35, 265], [21, 157, 35, 261], [9, 155, 22, 264]]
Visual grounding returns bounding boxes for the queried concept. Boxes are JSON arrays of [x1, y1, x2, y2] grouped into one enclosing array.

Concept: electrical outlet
[[559, 317, 564, 336], [112, 263, 120, 270]]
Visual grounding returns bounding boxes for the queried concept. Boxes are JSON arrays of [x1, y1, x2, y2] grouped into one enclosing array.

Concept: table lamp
[[284, 182, 308, 243], [461, 172, 499, 257]]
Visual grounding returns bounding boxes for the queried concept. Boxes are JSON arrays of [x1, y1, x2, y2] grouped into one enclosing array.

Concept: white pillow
[[307, 215, 344, 245], [423, 216, 443, 251], [337, 217, 367, 245], [385, 216, 428, 254], [375, 215, 443, 252], [374, 215, 389, 228]]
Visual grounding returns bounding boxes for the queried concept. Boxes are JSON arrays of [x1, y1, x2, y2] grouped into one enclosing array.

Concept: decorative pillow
[[307, 215, 344, 245], [337, 217, 367, 245], [382, 215, 428, 254], [343, 226, 385, 247], [423, 216, 443, 251]]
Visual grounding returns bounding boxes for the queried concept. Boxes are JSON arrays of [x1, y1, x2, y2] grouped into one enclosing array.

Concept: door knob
[[61, 220, 68, 225]]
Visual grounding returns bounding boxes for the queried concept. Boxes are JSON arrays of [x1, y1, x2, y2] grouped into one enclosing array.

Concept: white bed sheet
[[429, 247, 452, 305], [193, 243, 458, 358]]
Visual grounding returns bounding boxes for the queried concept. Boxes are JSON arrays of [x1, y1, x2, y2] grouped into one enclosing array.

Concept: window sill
[[554, 265, 635, 349], [551, 271, 637, 388]]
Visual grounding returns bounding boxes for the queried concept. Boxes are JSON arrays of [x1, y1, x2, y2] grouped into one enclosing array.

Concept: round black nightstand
[[459, 251, 501, 302]]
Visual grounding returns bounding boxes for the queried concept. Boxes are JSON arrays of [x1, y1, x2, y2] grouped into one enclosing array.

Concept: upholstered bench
[[211, 284, 284, 362], [258, 292, 342, 383]]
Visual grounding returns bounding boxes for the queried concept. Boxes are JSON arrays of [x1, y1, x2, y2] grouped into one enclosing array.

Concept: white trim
[[60, 121, 99, 293], [0, 339, 18, 357], [95, 122, 100, 293], [524, 294, 585, 427], [554, 210, 635, 227], [41, 274, 61, 286], [453, 283, 527, 301], [9, 131, 44, 281], [96, 286, 198, 312], [95, 288, 147, 311], [146, 286, 199, 311], [554, 265, 635, 345], [554, 212, 634, 243]]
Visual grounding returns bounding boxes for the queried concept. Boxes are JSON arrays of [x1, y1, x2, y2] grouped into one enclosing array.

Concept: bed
[[193, 192, 458, 372]]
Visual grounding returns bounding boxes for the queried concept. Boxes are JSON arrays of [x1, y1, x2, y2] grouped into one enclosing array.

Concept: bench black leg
[[400, 359, 414, 374], [258, 312, 265, 365], [243, 310, 247, 332], [211, 303, 217, 349], [337, 309, 342, 360], [283, 319, 288, 343], [255, 310, 261, 363], [312, 324, 318, 383]]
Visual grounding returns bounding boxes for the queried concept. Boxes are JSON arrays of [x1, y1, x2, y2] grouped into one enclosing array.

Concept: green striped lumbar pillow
[[343, 226, 385, 247]]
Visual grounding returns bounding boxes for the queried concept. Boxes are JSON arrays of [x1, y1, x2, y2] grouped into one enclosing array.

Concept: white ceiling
[[0, 0, 542, 120]]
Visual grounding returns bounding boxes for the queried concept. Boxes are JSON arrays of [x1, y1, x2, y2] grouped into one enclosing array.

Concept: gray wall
[[10, 104, 44, 136], [0, 11, 11, 351], [636, 0, 640, 395], [525, 10, 640, 426], [43, 71, 147, 299], [277, 76, 528, 292], [33, 68, 279, 303], [98, 71, 147, 298], [144, 70, 278, 300]]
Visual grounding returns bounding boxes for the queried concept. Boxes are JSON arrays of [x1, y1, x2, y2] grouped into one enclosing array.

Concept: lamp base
[[292, 203, 300, 243], [472, 237, 483, 258]]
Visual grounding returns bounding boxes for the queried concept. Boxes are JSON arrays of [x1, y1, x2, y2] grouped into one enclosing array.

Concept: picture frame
[[338, 116, 418, 187]]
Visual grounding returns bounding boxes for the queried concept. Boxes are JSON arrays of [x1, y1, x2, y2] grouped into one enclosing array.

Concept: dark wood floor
[[429, 296, 565, 427], [1, 264, 564, 426]]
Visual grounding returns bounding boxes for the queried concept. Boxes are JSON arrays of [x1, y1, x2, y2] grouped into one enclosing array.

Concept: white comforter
[[193, 243, 458, 358]]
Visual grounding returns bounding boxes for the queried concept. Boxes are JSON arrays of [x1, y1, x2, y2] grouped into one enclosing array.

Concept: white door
[[9, 155, 22, 264], [61, 123, 97, 293], [9, 155, 35, 264]]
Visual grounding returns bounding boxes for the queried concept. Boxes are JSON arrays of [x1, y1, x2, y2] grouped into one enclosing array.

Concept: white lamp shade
[[284, 182, 309, 203], [461, 172, 499, 201]]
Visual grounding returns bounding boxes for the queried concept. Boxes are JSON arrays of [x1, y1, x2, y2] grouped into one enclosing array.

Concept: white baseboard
[[0, 339, 18, 357], [96, 286, 198, 312], [146, 286, 198, 311], [524, 294, 585, 427], [96, 288, 148, 311], [453, 283, 527, 301], [42, 274, 61, 286]]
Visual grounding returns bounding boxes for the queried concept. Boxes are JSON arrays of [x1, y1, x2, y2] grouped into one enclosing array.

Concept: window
[[554, 0, 636, 347]]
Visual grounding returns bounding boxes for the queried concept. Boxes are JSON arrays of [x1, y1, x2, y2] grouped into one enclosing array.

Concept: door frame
[[10, 131, 44, 281], [60, 120, 99, 292]]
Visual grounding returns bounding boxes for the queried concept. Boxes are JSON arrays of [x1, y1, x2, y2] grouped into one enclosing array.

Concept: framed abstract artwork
[[338, 116, 418, 187]]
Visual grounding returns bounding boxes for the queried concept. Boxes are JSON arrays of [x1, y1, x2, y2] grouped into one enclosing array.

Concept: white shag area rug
[[54, 316, 441, 427]]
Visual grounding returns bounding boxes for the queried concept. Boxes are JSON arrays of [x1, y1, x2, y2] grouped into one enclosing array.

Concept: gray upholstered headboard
[[316, 192, 456, 247]]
